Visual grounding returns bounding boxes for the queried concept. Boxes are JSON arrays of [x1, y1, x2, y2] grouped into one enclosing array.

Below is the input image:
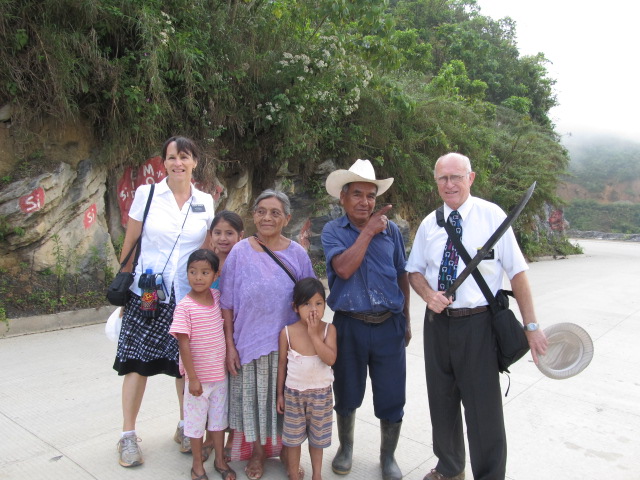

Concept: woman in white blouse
[[114, 136, 214, 468]]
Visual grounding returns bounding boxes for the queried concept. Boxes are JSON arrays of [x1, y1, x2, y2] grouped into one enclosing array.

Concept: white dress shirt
[[406, 195, 528, 308]]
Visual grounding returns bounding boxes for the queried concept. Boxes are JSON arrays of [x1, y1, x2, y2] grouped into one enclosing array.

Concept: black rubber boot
[[380, 419, 403, 480], [332, 412, 356, 475]]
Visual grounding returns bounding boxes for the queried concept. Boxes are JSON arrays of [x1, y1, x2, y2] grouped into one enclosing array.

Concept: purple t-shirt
[[219, 238, 315, 365]]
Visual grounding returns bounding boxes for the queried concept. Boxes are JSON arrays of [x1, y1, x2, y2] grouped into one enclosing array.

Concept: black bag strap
[[119, 183, 155, 274], [437, 206, 507, 314], [438, 207, 519, 390], [253, 234, 297, 284]]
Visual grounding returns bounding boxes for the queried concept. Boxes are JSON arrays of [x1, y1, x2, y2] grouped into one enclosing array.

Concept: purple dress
[[219, 237, 315, 445], [220, 238, 315, 365]]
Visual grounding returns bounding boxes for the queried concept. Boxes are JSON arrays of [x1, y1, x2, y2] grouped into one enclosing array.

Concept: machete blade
[[444, 181, 537, 299]]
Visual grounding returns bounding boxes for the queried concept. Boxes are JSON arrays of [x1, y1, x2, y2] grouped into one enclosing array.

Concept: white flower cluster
[[261, 37, 372, 125], [258, 99, 289, 124], [158, 11, 175, 46]]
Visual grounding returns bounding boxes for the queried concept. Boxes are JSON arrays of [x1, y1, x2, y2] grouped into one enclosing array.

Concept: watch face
[[526, 323, 539, 331]]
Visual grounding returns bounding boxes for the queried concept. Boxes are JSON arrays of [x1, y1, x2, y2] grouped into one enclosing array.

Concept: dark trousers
[[332, 311, 406, 422], [423, 308, 507, 480]]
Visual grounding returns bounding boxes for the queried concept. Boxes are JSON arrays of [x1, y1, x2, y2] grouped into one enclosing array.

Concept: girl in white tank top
[[276, 278, 338, 480]]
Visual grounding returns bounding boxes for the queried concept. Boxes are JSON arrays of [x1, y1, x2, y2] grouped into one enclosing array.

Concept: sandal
[[191, 467, 209, 480], [202, 444, 214, 462], [244, 457, 264, 480], [288, 466, 304, 480], [214, 462, 237, 480]]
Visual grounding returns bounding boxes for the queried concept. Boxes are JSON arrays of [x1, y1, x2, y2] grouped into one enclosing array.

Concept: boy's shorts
[[282, 385, 333, 448], [184, 378, 228, 438]]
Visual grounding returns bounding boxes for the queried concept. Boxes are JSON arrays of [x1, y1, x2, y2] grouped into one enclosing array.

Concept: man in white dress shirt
[[406, 153, 547, 480]]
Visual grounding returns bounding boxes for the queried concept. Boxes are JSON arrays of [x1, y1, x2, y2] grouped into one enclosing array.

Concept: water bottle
[[138, 268, 158, 318], [155, 274, 166, 301]]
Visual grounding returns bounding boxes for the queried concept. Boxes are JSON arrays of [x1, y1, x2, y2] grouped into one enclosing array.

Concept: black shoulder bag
[[437, 207, 530, 376], [106, 184, 155, 306]]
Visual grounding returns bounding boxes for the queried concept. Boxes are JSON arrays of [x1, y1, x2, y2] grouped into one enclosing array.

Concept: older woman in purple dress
[[220, 190, 314, 480]]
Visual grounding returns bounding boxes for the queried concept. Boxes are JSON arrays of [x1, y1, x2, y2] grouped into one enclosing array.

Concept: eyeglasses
[[254, 208, 284, 218], [435, 173, 469, 185]]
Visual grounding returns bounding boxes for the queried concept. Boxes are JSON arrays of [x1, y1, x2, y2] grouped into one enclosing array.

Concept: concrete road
[[1, 239, 639, 479]]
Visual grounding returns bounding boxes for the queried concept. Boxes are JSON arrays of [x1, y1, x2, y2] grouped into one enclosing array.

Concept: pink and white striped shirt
[[170, 289, 226, 383]]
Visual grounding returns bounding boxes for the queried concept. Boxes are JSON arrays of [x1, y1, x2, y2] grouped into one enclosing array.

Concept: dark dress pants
[[332, 311, 406, 422], [423, 309, 507, 480]]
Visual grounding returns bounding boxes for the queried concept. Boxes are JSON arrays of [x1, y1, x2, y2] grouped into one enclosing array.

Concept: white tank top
[[284, 323, 334, 390]]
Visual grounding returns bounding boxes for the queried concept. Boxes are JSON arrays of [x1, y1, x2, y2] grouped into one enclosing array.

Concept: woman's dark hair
[[210, 210, 244, 234], [162, 136, 200, 161], [187, 249, 219, 273], [292, 277, 326, 308]]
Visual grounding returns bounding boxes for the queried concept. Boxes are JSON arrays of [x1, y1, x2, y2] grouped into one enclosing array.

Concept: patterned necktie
[[438, 210, 462, 297]]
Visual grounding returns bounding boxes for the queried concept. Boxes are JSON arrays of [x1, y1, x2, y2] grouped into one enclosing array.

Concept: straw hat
[[537, 322, 594, 379], [325, 159, 394, 199]]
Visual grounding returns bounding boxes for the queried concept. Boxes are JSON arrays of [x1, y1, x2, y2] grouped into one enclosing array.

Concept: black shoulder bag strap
[[438, 206, 518, 394], [119, 183, 155, 275], [253, 234, 297, 284], [436, 206, 512, 314]]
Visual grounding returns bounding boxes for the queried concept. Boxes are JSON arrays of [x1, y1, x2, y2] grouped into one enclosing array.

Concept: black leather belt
[[338, 311, 393, 324], [444, 306, 489, 318]]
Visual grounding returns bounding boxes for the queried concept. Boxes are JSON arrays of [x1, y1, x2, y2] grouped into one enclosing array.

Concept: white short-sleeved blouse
[[127, 178, 214, 303]]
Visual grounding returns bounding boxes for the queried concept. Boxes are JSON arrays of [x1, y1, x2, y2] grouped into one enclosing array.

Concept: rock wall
[[0, 118, 413, 281], [0, 116, 119, 278], [0, 158, 119, 276]]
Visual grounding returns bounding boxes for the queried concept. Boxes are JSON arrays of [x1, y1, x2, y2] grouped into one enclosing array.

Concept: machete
[[443, 181, 537, 299]]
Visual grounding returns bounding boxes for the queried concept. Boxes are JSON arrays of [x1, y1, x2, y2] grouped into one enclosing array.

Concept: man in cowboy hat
[[321, 159, 411, 480], [406, 152, 547, 480]]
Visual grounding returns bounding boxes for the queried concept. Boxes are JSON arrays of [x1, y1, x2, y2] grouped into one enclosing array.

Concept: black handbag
[[490, 289, 530, 374], [439, 207, 529, 374], [106, 184, 155, 306], [106, 271, 136, 306]]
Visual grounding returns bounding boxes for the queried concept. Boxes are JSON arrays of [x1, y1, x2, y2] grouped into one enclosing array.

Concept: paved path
[[1, 239, 639, 479]]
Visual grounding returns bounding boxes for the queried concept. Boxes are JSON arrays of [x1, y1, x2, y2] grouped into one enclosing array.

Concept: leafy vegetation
[[565, 200, 640, 234], [518, 224, 583, 259], [2, 0, 572, 255], [0, 237, 116, 318]]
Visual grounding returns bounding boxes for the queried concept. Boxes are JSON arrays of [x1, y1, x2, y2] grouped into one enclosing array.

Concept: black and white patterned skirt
[[113, 290, 180, 378]]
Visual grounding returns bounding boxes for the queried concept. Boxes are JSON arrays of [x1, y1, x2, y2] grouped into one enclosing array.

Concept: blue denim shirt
[[321, 215, 407, 314]]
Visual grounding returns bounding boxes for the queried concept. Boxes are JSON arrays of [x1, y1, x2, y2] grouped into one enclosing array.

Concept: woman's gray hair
[[252, 189, 291, 216]]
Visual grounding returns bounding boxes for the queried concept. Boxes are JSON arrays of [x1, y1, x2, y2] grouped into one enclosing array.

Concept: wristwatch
[[524, 322, 539, 332]]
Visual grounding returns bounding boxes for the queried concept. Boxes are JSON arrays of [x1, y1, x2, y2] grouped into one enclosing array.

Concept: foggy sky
[[478, 0, 640, 143]]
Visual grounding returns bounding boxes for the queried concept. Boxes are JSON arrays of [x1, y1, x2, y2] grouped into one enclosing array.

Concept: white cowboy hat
[[325, 159, 394, 198], [536, 322, 594, 380]]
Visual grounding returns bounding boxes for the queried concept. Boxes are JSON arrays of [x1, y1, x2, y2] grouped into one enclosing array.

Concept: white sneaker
[[174, 423, 192, 454], [117, 434, 143, 467]]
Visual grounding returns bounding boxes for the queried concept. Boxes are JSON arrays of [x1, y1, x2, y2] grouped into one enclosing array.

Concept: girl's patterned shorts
[[282, 385, 333, 448]]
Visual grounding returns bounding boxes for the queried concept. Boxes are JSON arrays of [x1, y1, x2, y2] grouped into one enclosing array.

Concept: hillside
[[1, 0, 580, 319], [558, 179, 640, 204], [560, 131, 640, 233]]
